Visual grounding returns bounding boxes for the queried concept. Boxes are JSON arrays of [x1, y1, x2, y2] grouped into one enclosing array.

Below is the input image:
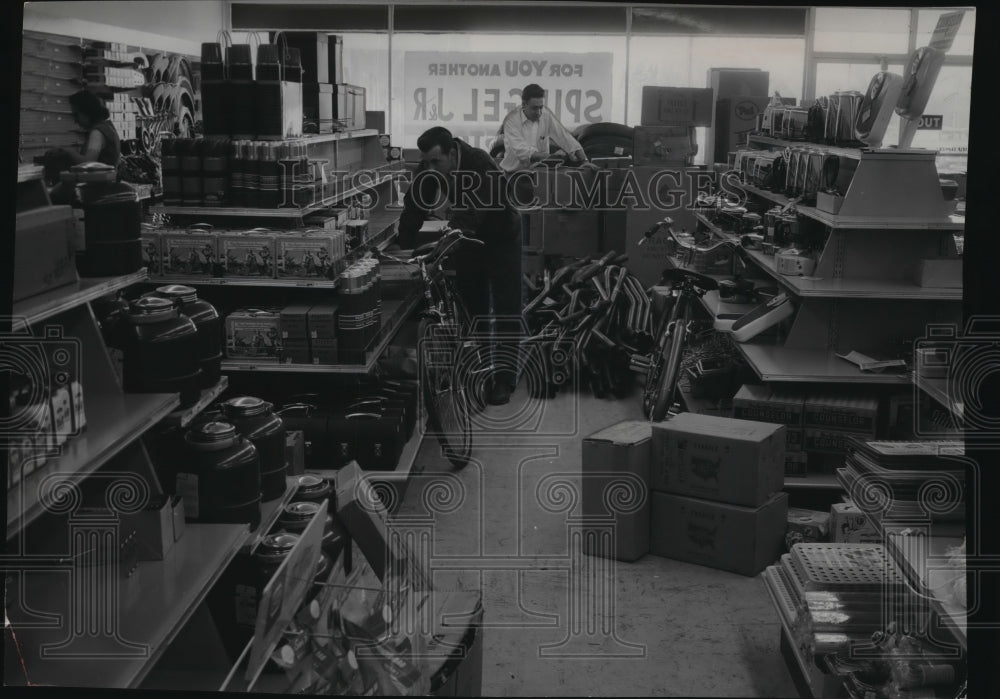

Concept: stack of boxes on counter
[[223, 258, 381, 365], [107, 93, 138, 141], [582, 412, 788, 576], [732, 384, 878, 479], [7, 350, 86, 493], [277, 32, 367, 132], [83, 42, 147, 90]]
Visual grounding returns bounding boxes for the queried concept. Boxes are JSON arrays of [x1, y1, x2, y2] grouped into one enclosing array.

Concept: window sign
[[403, 51, 613, 149]]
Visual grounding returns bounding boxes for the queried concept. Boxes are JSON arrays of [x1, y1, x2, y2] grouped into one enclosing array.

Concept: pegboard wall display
[[20, 30, 203, 193]]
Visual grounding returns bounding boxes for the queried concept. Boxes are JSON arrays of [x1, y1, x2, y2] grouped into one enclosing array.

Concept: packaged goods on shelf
[[830, 501, 881, 544], [803, 394, 878, 435], [225, 308, 283, 361], [285, 430, 306, 475], [308, 303, 339, 343], [280, 304, 313, 344], [276, 232, 339, 279], [344, 219, 368, 248], [785, 428, 804, 451], [14, 205, 78, 302], [581, 421, 652, 562], [220, 231, 277, 278], [632, 125, 698, 166], [732, 383, 805, 426], [651, 491, 788, 576], [141, 229, 162, 274], [651, 412, 786, 508], [784, 450, 809, 478], [162, 230, 219, 276], [805, 427, 862, 455], [786, 507, 830, 547]]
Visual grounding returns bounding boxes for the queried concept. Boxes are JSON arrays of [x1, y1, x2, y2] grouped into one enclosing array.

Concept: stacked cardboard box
[[732, 383, 806, 478], [649, 412, 788, 576], [580, 421, 652, 562]]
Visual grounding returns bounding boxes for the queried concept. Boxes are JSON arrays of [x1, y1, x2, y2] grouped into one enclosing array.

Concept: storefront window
[[390, 33, 627, 149], [341, 33, 389, 117], [812, 8, 911, 54]]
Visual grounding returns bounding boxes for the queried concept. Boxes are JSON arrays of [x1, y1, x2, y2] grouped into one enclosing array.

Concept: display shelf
[[702, 220, 961, 300], [162, 377, 229, 428], [221, 288, 421, 374], [153, 171, 401, 219], [307, 419, 423, 496], [739, 183, 964, 231], [7, 392, 180, 534], [7, 522, 246, 688], [783, 472, 842, 490], [13, 269, 149, 330], [245, 477, 299, 553], [733, 343, 910, 385], [290, 129, 379, 145], [18, 164, 46, 183], [914, 373, 964, 420], [746, 133, 865, 160], [882, 525, 967, 651]]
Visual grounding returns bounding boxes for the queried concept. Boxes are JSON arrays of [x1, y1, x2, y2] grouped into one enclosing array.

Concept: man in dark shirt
[[397, 127, 522, 406]]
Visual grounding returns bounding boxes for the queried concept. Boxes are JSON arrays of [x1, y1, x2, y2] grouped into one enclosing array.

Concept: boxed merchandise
[[121, 494, 186, 560], [220, 232, 276, 277], [784, 450, 808, 478], [640, 86, 714, 126], [803, 394, 878, 435], [650, 491, 788, 576], [162, 231, 218, 276], [581, 421, 652, 562], [785, 507, 830, 548], [541, 210, 600, 258], [310, 342, 340, 364], [651, 412, 785, 508], [276, 233, 338, 279], [308, 303, 339, 343], [345, 219, 368, 248], [732, 384, 804, 426], [280, 304, 313, 343], [282, 343, 311, 364], [785, 428, 804, 452], [830, 500, 880, 543], [141, 230, 161, 275], [632, 126, 698, 166], [225, 308, 283, 360], [14, 205, 78, 302], [305, 214, 340, 231], [804, 427, 857, 454]]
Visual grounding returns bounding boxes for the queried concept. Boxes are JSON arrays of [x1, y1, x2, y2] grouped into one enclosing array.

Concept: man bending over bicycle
[[397, 126, 523, 406]]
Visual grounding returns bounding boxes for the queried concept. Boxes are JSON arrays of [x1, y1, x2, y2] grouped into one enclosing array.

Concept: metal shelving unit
[[13, 269, 150, 331]]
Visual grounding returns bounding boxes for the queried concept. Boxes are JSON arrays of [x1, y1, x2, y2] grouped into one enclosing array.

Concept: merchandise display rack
[[162, 376, 229, 428], [12, 269, 150, 330]]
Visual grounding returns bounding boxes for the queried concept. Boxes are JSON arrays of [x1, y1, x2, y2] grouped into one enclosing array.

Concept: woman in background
[[45, 89, 121, 171]]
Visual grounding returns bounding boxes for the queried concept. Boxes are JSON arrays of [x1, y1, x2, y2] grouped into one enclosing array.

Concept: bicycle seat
[[660, 267, 720, 290]]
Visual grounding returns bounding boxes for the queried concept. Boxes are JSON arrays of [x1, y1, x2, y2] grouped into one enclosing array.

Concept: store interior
[[7, 3, 984, 697]]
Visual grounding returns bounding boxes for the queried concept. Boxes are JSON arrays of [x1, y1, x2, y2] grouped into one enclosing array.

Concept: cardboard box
[[581, 421, 652, 562], [786, 507, 829, 546], [162, 232, 218, 275], [804, 427, 857, 454], [803, 394, 878, 435], [541, 210, 600, 258], [533, 164, 601, 211], [651, 412, 786, 507], [915, 258, 962, 288], [713, 96, 770, 161], [830, 501, 880, 543], [650, 491, 788, 576], [633, 126, 697, 166], [310, 341, 339, 364], [785, 428, 804, 452], [732, 384, 805, 426], [141, 230, 161, 275], [640, 86, 714, 126], [282, 342, 312, 364], [816, 191, 845, 215], [276, 233, 338, 278], [14, 205, 79, 302], [308, 303, 339, 342], [121, 495, 185, 561], [280, 304, 313, 343]]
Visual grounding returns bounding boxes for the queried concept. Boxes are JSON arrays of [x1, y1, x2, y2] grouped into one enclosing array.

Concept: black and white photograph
[[3, 1, 996, 697]]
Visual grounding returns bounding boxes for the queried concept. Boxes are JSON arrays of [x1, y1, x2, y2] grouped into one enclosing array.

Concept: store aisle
[[397, 388, 798, 697]]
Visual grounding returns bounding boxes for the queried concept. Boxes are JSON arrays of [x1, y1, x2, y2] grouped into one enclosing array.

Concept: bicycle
[[636, 218, 746, 422], [374, 226, 484, 469]]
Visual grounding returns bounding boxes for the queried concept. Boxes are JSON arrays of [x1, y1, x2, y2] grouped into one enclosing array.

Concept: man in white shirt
[[499, 83, 588, 173]]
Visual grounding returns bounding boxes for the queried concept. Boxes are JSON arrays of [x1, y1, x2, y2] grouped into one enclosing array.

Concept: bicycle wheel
[[649, 302, 691, 422], [419, 317, 473, 469]]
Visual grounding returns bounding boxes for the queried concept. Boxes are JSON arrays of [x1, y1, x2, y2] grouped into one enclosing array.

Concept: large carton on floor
[[581, 421, 652, 562], [650, 491, 789, 576], [651, 412, 785, 507], [830, 500, 880, 543]]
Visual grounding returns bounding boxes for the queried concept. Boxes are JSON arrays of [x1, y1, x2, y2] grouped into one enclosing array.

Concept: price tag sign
[[917, 115, 944, 130], [929, 10, 966, 52], [245, 499, 327, 685]]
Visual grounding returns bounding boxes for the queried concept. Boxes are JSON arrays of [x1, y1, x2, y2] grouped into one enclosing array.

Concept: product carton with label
[[830, 500, 881, 543], [732, 384, 805, 426], [651, 412, 785, 507], [803, 394, 878, 435], [581, 420, 652, 562], [650, 491, 788, 576], [640, 86, 714, 126], [225, 308, 283, 360], [220, 232, 276, 277], [276, 233, 338, 279], [786, 507, 830, 548], [162, 231, 218, 275]]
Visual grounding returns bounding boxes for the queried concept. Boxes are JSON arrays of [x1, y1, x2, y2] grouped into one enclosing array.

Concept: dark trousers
[[454, 238, 523, 387]]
